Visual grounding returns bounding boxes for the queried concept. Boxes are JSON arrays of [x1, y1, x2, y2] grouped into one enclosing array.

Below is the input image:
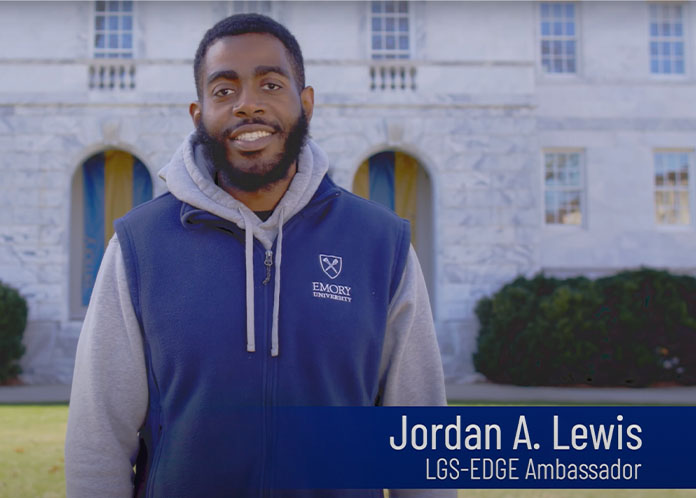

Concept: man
[[66, 14, 449, 497]]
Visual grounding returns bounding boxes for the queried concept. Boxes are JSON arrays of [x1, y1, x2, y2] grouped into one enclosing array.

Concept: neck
[[217, 162, 297, 212]]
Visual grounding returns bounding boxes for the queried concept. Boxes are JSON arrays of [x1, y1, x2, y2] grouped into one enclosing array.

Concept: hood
[[157, 131, 331, 357], [158, 131, 329, 249]]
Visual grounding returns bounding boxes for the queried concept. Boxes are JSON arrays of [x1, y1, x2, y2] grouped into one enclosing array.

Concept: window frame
[[90, 0, 137, 59], [648, 2, 688, 77], [537, 1, 581, 78], [367, 0, 414, 60], [228, 1, 275, 17], [542, 148, 587, 228], [653, 148, 694, 228]]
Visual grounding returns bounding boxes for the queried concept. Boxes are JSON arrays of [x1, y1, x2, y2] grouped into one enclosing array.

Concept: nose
[[233, 86, 264, 118]]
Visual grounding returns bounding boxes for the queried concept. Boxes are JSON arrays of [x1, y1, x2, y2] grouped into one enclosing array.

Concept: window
[[655, 151, 690, 225], [71, 150, 152, 316], [94, 0, 134, 58], [544, 151, 583, 225], [649, 3, 685, 74], [370, 1, 410, 59], [352, 150, 435, 303], [231, 1, 272, 15], [540, 2, 577, 74]]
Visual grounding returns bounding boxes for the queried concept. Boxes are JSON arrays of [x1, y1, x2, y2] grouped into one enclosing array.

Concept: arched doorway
[[352, 150, 434, 304], [70, 149, 152, 317]]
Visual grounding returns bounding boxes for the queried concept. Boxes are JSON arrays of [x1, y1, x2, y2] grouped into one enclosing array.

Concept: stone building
[[1, 1, 695, 384]]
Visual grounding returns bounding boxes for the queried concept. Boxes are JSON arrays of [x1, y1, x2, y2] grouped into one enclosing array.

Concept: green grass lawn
[[0, 404, 694, 498], [0, 404, 68, 498]]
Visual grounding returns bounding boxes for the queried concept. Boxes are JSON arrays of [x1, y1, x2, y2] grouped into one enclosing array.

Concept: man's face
[[190, 33, 314, 192]]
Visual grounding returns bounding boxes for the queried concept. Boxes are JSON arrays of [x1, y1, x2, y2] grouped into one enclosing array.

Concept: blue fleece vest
[[115, 175, 410, 497]]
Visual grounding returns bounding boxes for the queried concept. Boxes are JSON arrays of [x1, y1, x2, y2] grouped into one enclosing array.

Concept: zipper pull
[[262, 250, 273, 285]]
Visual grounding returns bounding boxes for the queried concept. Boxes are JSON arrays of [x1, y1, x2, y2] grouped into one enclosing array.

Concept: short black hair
[[193, 13, 305, 99]]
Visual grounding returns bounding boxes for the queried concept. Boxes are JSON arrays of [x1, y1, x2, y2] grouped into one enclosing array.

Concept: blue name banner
[[267, 407, 696, 489]]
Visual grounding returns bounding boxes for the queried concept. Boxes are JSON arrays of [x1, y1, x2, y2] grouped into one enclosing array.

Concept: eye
[[214, 88, 235, 97], [262, 82, 282, 91]]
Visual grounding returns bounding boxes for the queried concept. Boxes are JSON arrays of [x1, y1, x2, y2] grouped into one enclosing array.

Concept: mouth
[[228, 125, 277, 152]]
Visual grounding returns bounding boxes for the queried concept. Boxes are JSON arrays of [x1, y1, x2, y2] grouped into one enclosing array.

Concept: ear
[[300, 86, 314, 122], [189, 102, 201, 127]]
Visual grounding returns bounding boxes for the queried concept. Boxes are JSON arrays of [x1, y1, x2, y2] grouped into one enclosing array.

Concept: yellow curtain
[[103, 150, 133, 246], [352, 160, 370, 200], [394, 152, 418, 247]]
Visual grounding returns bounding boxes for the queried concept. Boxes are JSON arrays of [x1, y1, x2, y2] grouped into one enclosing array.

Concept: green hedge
[[0, 281, 27, 383], [473, 269, 696, 386]]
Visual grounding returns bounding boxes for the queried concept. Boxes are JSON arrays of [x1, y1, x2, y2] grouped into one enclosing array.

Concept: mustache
[[223, 118, 282, 139]]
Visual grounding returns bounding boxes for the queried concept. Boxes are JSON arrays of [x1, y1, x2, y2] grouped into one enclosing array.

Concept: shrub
[[0, 281, 27, 383], [474, 269, 696, 386]]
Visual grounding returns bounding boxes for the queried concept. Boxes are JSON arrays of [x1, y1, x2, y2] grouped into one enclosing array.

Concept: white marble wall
[[1, 1, 695, 384]]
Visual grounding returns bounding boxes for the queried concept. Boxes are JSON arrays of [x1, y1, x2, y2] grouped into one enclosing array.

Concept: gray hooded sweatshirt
[[65, 133, 452, 497]]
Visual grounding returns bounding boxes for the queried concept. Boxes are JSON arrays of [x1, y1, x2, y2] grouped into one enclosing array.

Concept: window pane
[[553, 4, 562, 17], [109, 34, 119, 48], [541, 3, 550, 18], [650, 22, 659, 37], [541, 21, 550, 36], [553, 21, 563, 36], [678, 192, 690, 224], [108, 0, 119, 12], [108, 15, 119, 30], [95, 34, 105, 48], [398, 1, 407, 13], [95, 15, 105, 30], [123, 0, 133, 12], [663, 22, 671, 37], [553, 40, 562, 55], [122, 15, 132, 30], [675, 59, 685, 73], [566, 22, 575, 36], [565, 3, 574, 17], [553, 58, 563, 72], [122, 33, 132, 49], [371, 1, 381, 13], [675, 22, 683, 36], [386, 35, 395, 49], [399, 36, 408, 50], [385, 1, 395, 13], [566, 40, 576, 56], [679, 170, 689, 186], [386, 17, 395, 31], [541, 41, 550, 55], [372, 17, 381, 31], [96, 1, 106, 12], [662, 42, 671, 56], [399, 18, 408, 32], [650, 42, 659, 56], [663, 59, 672, 73], [674, 42, 684, 56], [372, 35, 381, 49], [651, 59, 660, 73], [545, 170, 554, 185]]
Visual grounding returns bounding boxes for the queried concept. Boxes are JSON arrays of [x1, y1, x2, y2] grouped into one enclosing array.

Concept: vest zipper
[[262, 250, 273, 285]]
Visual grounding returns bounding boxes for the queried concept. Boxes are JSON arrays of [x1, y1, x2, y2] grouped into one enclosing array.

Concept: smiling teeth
[[235, 131, 271, 142]]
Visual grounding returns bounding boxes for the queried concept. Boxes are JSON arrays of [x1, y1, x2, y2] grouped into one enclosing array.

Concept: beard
[[196, 110, 309, 193]]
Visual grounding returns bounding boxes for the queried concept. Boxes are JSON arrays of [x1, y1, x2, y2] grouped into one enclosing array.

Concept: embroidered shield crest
[[319, 254, 342, 279]]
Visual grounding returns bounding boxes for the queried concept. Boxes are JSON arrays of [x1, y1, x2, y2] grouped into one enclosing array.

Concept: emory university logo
[[313, 254, 351, 303], [319, 254, 342, 279]]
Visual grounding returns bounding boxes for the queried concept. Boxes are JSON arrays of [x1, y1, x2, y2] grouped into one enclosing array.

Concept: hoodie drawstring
[[240, 207, 284, 357], [240, 209, 256, 353], [271, 208, 284, 357]]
